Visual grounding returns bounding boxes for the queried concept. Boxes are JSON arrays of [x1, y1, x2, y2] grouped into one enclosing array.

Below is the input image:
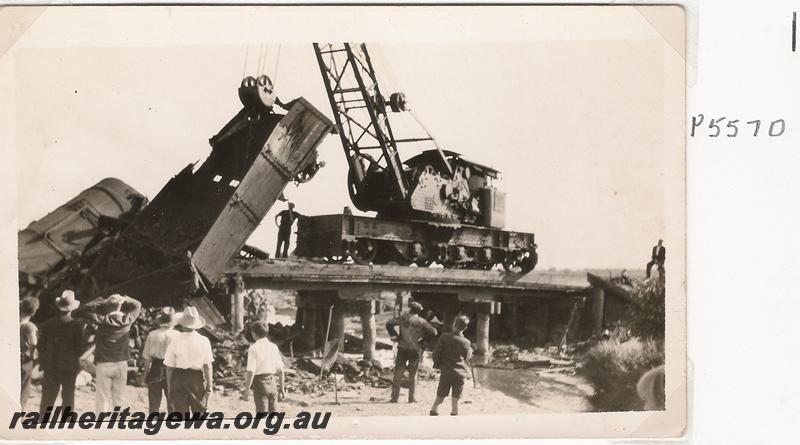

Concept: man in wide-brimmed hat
[[164, 306, 214, 415], [80, 293, 142, 412], [142, 307, 178, 413], [37, 290, 87, 414]]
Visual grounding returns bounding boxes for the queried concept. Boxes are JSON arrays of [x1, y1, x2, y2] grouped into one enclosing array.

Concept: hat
[[55, 290, 80, 312], [156, 306, 177, 327], [453, 315, 470, 331], [177, 306, 205, 330], [409, 301, 424, 314]]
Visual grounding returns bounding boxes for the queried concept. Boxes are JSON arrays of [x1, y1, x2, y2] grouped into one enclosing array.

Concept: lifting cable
[[242, 44, 268, 78], [243, 44, 278, 79], [263, 45, 271, 74], [374, 44, 452, 175], [257, 44, 269, 75], [241, 44, 250, 79], [371, 45, 415, 146], [273, 44, 282, 84], [372, 45, 448, 171]]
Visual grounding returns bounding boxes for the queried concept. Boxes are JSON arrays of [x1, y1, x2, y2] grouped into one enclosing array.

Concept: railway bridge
[[221, 260, 620, 359]]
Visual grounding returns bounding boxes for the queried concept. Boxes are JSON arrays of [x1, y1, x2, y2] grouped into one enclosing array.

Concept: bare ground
[[22, 362, 593, 417], [22, 292, 594, 416]]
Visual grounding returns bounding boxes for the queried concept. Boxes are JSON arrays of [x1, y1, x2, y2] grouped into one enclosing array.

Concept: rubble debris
[[342, 333, 392, 354], [480, 344, 579, 374], [124, 310, 433, 395]]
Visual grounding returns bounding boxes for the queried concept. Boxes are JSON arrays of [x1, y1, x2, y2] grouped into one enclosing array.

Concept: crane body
[[300, 43, 538, 273]]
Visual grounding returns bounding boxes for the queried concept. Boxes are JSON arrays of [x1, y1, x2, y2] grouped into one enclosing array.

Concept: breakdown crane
[[296, 43, 537, 274]]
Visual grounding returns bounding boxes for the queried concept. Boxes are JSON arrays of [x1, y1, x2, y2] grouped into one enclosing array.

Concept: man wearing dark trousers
[[37, 290, 87, 415], [164, 307, 214, 416], [386, 301, 438, 403], [274, 203, 304, 258], [142, 307, 178, 413], [646, 239, 666, 278], [240, 321, 286, 413]]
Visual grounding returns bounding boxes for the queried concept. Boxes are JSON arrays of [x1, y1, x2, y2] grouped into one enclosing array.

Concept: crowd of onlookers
[[20, 291, 475, 417], [19, 290, 286, 416]]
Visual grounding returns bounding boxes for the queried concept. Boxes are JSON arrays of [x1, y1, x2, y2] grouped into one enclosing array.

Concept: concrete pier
[[229, 275, 246, 334], [475, 311, 491, 356], [360, 301, 377, 360]]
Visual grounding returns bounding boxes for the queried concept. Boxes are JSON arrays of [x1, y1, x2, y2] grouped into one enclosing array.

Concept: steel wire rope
[[241, 44, 250, 79], [272, 44, 282, 84], [372, 44, 442, 158]]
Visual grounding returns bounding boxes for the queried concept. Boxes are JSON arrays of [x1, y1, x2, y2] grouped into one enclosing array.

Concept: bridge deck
[[224, 259, 590, 298]]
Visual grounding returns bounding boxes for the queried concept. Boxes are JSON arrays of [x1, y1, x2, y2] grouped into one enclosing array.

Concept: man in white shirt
[[164, 307, 214, 415], [240, 321, 285, 413], [141, 307, 178, 413]]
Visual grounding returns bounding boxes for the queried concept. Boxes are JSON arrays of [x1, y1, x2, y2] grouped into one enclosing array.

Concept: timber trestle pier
[[220, 259, 621, 360]]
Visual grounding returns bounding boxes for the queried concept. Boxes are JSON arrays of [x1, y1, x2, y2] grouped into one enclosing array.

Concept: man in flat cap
[[386, 301, 438, 403]]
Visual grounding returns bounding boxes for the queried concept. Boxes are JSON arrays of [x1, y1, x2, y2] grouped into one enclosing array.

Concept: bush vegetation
[[582, 337, 664, 411], [628, 279, 666, 340], [582, 278, 666, 411]]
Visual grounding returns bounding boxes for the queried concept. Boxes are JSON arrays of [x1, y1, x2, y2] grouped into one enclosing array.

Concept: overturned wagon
[[18, 79, 335, 325], [83, 96, 334, 308], [296, 214, 537, 273]]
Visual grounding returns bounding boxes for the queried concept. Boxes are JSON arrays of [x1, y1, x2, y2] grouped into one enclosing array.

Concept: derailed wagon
[[19, 80, 335, 321]]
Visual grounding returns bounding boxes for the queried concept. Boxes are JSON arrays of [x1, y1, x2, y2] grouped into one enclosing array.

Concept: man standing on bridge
[[274, 202, 304, 259], [646, 239, 666, 279], [386, 301, 438, 403]]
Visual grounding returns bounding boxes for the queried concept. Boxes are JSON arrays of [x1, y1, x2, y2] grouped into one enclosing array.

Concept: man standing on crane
[[274, 202, 304, 259]]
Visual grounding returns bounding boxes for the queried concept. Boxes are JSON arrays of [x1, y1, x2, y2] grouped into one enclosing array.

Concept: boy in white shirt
[[240, 321, 285, 413]]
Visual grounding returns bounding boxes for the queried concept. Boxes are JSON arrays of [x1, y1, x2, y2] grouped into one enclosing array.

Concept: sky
[[5, 6, 685, 269]]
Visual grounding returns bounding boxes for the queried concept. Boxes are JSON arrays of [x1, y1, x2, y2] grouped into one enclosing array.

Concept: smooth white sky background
[[8, 6, 681, 269]]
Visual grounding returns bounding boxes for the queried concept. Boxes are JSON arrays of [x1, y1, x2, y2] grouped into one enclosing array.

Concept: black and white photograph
[[1, 5, 687, 440]]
